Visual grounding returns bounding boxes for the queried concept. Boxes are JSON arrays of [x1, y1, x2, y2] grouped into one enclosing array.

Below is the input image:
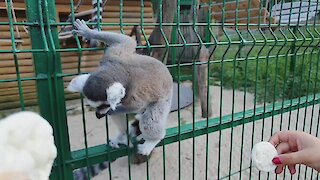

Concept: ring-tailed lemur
[[68, 19, 173, 156]]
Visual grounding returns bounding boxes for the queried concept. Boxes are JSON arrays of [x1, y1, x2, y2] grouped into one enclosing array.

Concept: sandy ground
[[67, 85, 320, 180]]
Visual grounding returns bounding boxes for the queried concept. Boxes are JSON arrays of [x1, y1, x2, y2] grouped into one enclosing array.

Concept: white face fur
[[67, 74, 90, 93], [67, 75, 126, 110], [106, 82, 126, 110]]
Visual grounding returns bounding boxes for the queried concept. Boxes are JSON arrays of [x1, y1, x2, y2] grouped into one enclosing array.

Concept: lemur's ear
[[106, 82, 126, 110], [67, 74, 90, 93]]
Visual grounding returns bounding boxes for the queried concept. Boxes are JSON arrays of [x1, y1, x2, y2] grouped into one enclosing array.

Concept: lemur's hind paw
[[73, 19, 93, 40], [108, 139, 120, 148], [134, 113, 142, 121], [135, 134, 143, 142], [137, 139, 160, 155]]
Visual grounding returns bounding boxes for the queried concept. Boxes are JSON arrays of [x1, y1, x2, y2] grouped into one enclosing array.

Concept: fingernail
[[272, 157, 282, 165], [290, 169, 296, 175]]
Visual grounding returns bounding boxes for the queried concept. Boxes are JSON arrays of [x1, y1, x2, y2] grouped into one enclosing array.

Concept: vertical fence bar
[[287, 2, 298, 144], [69, 0, 91, 178], [25, 0, 73, 179], [264, 1, 278, 179], [218, 0, 227, 178], [119, 0, 124, 34], [300, 10, 315, 180], [5, 0, 25, 110], [192, 1, 197, 180], [175, 0, 183, 179], [229, 0, 243, 178], [239, 0, 255, 179], [275, 0, 286, 132], [309, 1, 320, 178], [75, 33, 91, 180], [105, 115, 113, 179], [205, 1, 214, 180]]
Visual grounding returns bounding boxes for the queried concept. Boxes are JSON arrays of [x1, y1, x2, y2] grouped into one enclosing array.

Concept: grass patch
[[211, 28, 320, 102]]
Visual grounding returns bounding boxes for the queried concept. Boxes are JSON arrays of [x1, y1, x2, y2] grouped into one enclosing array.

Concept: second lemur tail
[[73, 161, 109, 180], [90, 0, 104, 47]]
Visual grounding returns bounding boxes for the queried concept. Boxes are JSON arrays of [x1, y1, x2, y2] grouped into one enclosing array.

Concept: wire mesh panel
[[1, 0, 320, 179]]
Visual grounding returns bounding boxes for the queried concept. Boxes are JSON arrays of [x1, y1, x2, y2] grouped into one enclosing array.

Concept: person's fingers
[[275, 166, 284, 174], [273, 151, 306, 166], [275, 142, 291, 154], [269, 131, 296, 146], [288, 165, 296, 175]]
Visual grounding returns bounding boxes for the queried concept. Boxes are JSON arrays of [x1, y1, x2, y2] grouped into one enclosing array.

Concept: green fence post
[[25, 0, 73, 179]]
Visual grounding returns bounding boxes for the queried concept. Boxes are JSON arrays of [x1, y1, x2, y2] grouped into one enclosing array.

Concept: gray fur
[[83, 61, 130, 102], [72, 19, 173, 155]]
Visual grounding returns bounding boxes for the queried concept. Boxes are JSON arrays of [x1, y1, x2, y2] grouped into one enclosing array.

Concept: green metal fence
[[1, 0, 320, 179]]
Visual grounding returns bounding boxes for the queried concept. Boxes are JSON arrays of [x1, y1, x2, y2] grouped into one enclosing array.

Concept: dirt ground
[[67, 84, 320, 180]]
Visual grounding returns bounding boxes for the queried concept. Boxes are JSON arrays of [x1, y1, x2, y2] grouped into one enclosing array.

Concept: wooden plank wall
[[200, 0, 276, 30], [0, 0, 154, 110]]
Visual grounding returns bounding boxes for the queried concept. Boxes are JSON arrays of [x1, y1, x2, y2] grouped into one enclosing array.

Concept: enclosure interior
[[1, 0, 320, 179]]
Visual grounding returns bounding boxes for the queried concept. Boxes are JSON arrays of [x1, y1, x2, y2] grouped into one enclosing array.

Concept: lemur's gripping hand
[[73, 19, 93, 40]]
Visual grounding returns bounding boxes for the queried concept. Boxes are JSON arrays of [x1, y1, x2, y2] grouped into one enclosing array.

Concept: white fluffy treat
[[252, 142, 278, 172], [0, 111, 57, 180]]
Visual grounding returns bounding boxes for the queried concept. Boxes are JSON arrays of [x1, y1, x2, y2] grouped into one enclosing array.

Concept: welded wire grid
[[1, 0, 320, 179]]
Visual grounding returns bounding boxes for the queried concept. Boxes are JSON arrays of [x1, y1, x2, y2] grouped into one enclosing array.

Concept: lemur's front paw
[[108, 139, 120, 148], [108, 133, 129, 148], [73, 19, 93, 39]]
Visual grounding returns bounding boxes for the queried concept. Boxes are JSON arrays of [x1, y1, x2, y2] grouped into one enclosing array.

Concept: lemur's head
[[67, 71, 126, 119]]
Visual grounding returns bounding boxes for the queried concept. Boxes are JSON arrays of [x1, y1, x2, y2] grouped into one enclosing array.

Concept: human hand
[[269, 131, 320, 174]]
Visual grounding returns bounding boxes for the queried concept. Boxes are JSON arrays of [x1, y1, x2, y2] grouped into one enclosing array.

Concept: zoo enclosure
[[1, 0, 320, 179]]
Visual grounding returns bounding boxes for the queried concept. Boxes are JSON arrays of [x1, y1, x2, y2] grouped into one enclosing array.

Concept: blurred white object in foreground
[[0, 111, 57, 180]]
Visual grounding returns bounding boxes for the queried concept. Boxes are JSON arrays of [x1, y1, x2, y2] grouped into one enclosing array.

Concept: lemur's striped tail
[[91, 0, 103, 27], [89, 0, 104, 47], [73, 161, 109, 180], [72, 119, 144, 179]]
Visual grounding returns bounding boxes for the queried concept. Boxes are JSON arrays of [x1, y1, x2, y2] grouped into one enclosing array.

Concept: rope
[[59, 0, 84, 34], [5, 0, 22, 45], [59, 0, 108, 35]]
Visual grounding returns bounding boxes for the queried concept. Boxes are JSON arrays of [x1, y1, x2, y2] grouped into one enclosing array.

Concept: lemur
[[68, 19, 173, 156]]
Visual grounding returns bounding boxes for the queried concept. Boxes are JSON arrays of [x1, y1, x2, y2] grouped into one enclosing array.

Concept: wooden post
[[197, 46, 212, 117]]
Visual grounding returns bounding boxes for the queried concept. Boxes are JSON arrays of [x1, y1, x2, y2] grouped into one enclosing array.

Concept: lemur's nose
[[95, 104, 110, 119], [96, 110, 106, 119]]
